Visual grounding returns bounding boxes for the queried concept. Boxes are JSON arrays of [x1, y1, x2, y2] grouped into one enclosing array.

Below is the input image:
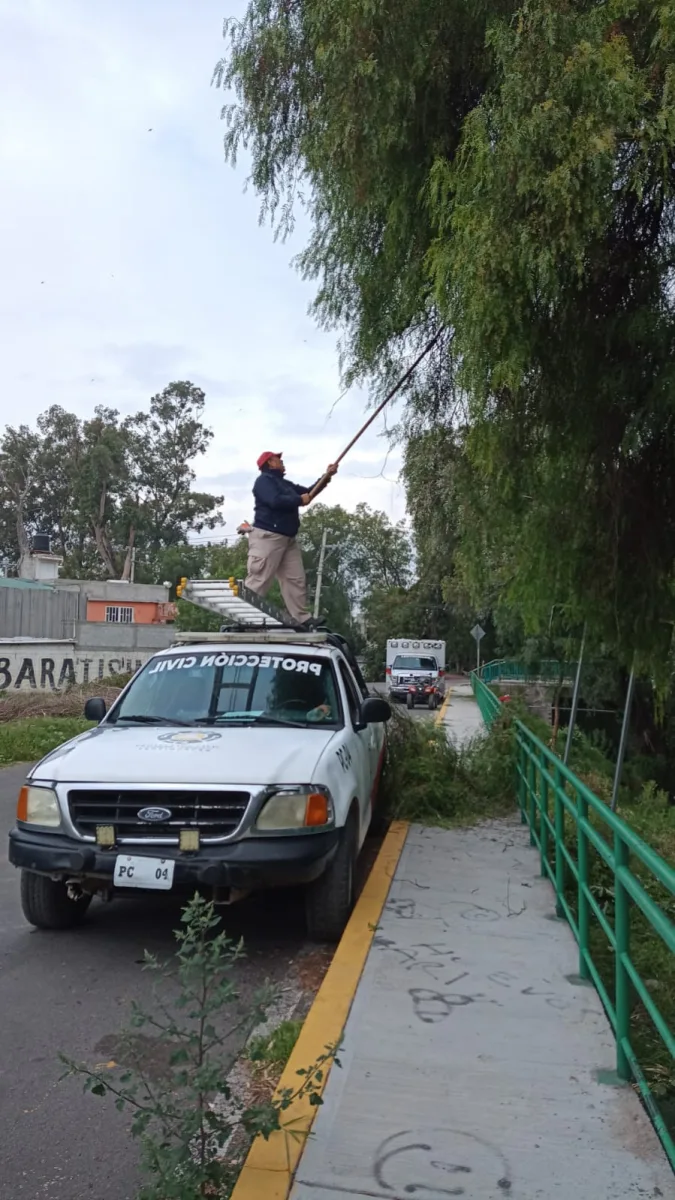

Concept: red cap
[[257, 450, 282, 469]]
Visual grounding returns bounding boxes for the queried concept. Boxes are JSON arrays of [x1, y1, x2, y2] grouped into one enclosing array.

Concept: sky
[[0, 0, 407, 538]]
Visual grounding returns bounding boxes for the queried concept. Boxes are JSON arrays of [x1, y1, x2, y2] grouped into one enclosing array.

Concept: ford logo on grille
[[137, 806, 172, 823]]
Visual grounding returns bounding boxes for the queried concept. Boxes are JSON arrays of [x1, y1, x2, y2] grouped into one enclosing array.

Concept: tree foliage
[[218, 0, 675, 675], [0, 383, 223, 579], [297, 501, 412, 641]]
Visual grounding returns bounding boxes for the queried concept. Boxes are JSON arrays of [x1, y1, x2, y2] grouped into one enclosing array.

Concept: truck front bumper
[[8, 826, 341, 892]]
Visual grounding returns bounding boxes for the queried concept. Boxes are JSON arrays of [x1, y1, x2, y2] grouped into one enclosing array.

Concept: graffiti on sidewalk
[[408, 970, 504, 1023], [373, 937, 462, 983], [372, 1128, 513, 1198], [385, 895, 501, 928]]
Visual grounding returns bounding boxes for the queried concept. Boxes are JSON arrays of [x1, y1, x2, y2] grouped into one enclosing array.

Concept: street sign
[[471, 623, 486, 673]]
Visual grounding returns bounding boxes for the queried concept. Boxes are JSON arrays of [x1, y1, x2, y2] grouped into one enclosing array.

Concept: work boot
[[299, 616, 327, 631]]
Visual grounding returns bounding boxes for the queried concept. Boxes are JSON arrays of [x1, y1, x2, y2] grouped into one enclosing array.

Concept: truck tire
[[428, 693, 438, 710], [369, 745, 390, 835], [305, 816, 357, 943], [406, 692, 415, 710], [20, 871, 92, 930], [368, 803, 390, 837]]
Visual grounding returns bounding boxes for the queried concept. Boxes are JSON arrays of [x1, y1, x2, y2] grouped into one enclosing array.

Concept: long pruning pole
[[313, 528, 328, 619], [308, 328, 444, 501]]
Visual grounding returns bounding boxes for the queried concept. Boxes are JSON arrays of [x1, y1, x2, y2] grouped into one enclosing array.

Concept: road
[[0, 763, 330, 1200], [0, 696, 440, 1199]]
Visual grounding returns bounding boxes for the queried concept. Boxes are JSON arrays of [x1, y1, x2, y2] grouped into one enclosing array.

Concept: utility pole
[[471, 624, 485, 675], [611, 665, 636, 813], [314, 529, 328, 619], [563, 624, 586, 766], [130, 546, 136, 583]]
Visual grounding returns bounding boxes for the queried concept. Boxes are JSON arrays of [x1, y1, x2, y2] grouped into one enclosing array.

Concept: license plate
[[113, 855, 175, 890]]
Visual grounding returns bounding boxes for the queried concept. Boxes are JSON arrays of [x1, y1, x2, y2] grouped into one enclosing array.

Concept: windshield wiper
[[114, 715, 195, 727], [212, 713, 309, 730]]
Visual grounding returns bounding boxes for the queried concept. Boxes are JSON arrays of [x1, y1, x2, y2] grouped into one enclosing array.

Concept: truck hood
[[30, 724, 337, 787]]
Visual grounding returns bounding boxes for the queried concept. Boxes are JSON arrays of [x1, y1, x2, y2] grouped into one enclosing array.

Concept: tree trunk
[[120, 526, 135, 581], [550, 683, 561, 753], [14, 479, 32, 577], [92, 483, 119, 577], [92, 524, 118, 576], [16, 503, 30, 576]]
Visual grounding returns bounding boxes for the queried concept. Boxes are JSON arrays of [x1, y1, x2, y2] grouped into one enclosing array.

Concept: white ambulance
[[385, 638, 446, 709]]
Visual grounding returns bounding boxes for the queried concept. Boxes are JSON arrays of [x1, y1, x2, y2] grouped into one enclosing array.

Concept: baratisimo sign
[[0, 642, 154, 692]]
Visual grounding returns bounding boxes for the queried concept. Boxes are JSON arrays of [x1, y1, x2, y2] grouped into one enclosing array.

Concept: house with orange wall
[[55, 580, 175, 625]]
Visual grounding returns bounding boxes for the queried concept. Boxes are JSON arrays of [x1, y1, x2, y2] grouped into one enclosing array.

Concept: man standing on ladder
[[245, 451, 337, 628]]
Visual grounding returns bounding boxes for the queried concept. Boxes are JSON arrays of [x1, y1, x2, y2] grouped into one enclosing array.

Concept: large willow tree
[[217, 0, 675, 672]]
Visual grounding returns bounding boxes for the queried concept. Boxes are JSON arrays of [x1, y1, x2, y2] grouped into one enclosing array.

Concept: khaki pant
[[245, 528, 310, 623]]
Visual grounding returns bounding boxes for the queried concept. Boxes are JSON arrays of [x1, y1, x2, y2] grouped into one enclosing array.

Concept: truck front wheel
[[305, 816, 357, 943], [20, 871, 92, 930], [406, 692, 415, 710]]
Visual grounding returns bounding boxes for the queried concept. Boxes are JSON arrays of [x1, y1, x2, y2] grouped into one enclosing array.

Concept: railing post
[[518, 738, 527, 823], [577, 791, 590, 979], [614, 833, 631, 1080], [553, 764, 565, 917], [540, 756, 549, 877], [528, 753, 536, 844]]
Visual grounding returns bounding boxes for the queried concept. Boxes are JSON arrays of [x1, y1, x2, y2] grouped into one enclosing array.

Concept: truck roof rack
[[173, 579, 368, 688]]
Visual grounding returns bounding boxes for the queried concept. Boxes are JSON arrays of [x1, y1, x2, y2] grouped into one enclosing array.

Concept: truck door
[[338, 661, 373, 842]]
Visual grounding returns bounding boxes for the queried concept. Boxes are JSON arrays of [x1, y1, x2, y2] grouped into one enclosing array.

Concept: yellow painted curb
[[229, 819, 409, 1200], [435, 686, 452, 726]]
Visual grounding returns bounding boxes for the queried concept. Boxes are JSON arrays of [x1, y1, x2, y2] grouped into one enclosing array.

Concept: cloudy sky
[[0, 0, 407, 536]]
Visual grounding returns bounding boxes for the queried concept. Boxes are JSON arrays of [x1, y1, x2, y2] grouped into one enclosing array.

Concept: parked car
[[8, 631, 391, 942]]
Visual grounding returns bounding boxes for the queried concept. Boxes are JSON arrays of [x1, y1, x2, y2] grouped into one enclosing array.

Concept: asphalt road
[[0, 763, 322, 1200]]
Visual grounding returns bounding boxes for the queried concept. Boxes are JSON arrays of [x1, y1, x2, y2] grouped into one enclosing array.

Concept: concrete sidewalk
[[439, 681, 485, 745], [290, 817, 672, 1199]]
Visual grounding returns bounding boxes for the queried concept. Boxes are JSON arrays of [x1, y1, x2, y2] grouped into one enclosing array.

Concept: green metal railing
[[471, 670, 675, 1171], [480, 658, 577, 684], [474, 675, 502, 723]]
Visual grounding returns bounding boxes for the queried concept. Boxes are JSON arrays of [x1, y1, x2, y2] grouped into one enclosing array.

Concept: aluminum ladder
[[183, 579, 284, 627]]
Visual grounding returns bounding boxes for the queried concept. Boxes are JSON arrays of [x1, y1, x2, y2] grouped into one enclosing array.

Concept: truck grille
[[67, 789, 251, 842]]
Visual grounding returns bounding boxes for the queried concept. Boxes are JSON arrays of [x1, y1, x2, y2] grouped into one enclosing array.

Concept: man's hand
[[300, 492, 311, 505], [326, 462, 338, 477]]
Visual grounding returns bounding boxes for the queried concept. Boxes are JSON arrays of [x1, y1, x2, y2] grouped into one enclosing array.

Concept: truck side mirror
[[360, 696, 392, 725], [84, 697, 107, 722]]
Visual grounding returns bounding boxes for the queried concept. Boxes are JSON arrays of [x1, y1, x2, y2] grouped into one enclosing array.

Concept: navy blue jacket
[[252, 468, 319, 538]]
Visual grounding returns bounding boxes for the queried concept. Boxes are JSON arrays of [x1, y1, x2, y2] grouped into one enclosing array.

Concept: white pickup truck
[[9, 631, 391, 942]]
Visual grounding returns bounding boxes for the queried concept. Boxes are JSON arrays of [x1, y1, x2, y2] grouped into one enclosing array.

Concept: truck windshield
[[392, 656, 438, 671], [109, 650, 342, 729]]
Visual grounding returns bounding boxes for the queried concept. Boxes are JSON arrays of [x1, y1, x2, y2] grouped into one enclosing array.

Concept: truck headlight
[[256, 790, 333, 832], [17, 785, 61, 828]]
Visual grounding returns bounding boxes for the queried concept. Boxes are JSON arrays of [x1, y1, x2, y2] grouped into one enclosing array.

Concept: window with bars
[[105, 605, 134, 624]]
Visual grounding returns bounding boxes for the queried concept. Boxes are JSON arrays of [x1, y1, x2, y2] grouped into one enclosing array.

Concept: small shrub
[[638, 779, 670, 809], [61, 895, 337, 1200], [381, 706, 519, 826]]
